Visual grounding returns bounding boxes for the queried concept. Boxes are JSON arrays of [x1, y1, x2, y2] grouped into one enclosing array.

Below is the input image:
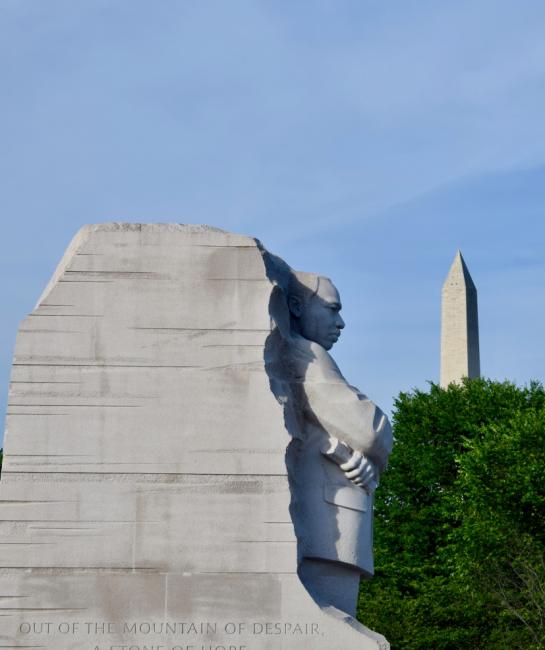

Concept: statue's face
[[296, 278, 345, 350]]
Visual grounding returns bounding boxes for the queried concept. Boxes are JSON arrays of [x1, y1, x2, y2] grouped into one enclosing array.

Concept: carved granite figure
[[263, 256, 393, 618], [0, 225, 391, 649]]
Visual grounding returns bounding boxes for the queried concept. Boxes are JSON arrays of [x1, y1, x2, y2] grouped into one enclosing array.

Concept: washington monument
[[440, 250, 480, 387]]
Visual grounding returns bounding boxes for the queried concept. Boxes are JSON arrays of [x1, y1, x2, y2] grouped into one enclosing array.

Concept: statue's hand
[[340, 451, 378, 494]]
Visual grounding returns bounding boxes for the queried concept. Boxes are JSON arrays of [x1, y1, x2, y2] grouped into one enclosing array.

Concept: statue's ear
[[287, 294, 303, 318]]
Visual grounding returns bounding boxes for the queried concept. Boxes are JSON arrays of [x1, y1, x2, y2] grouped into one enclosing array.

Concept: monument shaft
[[440, 250, 480, 387]]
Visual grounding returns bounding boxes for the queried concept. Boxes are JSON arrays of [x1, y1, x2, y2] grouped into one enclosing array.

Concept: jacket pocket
[[324, 484, 368, 512]]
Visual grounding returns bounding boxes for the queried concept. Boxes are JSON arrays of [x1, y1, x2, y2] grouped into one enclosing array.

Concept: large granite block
[[0, 224, 389, 649]]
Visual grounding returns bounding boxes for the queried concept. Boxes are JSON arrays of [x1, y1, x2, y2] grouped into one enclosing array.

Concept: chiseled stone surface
[[0, 224, 388, 649], [440, 250, 480, 387]]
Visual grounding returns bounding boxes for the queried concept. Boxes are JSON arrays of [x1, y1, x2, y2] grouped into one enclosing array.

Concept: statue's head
[[286, 272, 345, 350]]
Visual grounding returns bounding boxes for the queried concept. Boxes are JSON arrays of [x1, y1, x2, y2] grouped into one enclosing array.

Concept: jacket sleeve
[[301, 346, 393, 471]]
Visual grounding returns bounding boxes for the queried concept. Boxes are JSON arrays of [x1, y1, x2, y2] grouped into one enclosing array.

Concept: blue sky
[[1, 1, 545, 441]]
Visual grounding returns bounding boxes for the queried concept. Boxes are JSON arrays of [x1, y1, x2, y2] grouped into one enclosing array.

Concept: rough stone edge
[[34, 224, 93, 308], [34, 222, 246, 308], [76, 222, 229, 234]]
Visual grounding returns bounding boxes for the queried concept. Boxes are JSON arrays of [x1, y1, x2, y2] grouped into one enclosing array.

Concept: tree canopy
[[358, 379, 545, 649]]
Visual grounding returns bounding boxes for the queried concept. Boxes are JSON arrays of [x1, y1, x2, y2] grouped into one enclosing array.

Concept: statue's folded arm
[[301, 350, 393, 471]]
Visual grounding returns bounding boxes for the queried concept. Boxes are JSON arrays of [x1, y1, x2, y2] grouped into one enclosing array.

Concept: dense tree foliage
[[358, 379, 545, 649]]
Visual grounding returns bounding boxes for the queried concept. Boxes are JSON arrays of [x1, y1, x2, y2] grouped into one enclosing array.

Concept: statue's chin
[[302, 333, 335, 350]]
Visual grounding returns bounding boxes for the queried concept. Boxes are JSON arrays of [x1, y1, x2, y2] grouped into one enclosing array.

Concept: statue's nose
[[337, 314, 345, 329]]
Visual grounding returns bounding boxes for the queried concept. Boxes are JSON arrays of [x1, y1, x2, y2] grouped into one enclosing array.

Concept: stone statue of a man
[[264, 264, 393, 618]]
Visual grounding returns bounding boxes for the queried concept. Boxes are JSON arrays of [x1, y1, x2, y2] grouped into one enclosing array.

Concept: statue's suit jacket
[[265, 329, 392, 577]]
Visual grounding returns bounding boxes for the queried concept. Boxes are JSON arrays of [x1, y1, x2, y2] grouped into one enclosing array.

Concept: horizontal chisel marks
[[6, 454, 92, 457], [0, 519, 150, 523], [10, 382, 80, 385], [19, 330, 81, 334], [0, 472, 287, 483], [23, 523, 96, 530], [198, 570, 297, 575], [190, 449, 284, 455], [202, 361, 263, 370], [0, 567, 160, 574], [0, 498, 78, 502], [233, 539, 297, 544], [0, 520, 159, 524], [58, 279, 113, 284], [131, 327, 270, 332], [0, 542, 54, 546], [8, 454, 143, 458], [205, 278, 269, 282], [10, 403, 142, 409], [65, 270, 162, 279], [6, 413, 69, 416], [27, 314, 103, 318], [202, 344, 263, 348], [12, 363, 200, 368], [0, 606, 84, 612], [193, 244, 257, 248], [0, 645, 46, 649]]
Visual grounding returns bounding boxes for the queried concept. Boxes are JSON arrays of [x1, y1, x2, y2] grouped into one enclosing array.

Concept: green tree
[[452, 405, 545, 648], [358, 379, 545, 649]]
